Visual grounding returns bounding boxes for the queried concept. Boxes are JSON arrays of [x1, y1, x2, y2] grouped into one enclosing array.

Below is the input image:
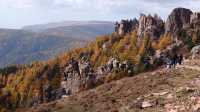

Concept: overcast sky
[[1, 0, 200, 29]]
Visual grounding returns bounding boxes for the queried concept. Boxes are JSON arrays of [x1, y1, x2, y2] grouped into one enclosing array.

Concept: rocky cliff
[[115, 19, 138, 35], [165, 8, 193, 34], [190, 12, 200, 31], [137, 14, 164, 40], [115, 7, 200, 40]]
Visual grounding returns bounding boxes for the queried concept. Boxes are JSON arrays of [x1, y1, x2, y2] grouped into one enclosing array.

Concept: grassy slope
[[20, 60, 200, 112]]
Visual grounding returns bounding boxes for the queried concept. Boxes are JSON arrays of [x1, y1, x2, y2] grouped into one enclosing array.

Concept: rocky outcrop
[[61, 58, 96, 95], [190, 13, 200, 24], [60, 57, 136, 97], [115, 19, 138, 35], [115, 8, 200, 41], [112, 7, 200, 44], [97, 58, 135, 76], [190, 12, 200, 30], [115, 14, 165, 40], [137, 14, 164, 40], [165, 8, 193, 34], [191, 45, 200, 59]]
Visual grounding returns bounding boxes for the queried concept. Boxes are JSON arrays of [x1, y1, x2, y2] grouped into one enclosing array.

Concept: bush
[[178, 30, 194, 50]]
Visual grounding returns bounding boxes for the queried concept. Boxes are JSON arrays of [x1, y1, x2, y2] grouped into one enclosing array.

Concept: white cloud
[[1, 0, 200, 28]]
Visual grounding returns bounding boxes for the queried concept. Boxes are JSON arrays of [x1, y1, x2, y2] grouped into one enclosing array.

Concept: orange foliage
[[153, 33, 172, 50]]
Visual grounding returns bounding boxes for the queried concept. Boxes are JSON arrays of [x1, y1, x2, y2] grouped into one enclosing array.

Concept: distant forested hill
[[0, 21, 114, 67]]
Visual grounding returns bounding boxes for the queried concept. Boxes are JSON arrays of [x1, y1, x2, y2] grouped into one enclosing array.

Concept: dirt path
[[177, 59, 200, 71]]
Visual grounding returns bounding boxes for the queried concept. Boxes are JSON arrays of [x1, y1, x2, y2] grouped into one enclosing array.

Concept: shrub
[[178, 30, 194, 50]]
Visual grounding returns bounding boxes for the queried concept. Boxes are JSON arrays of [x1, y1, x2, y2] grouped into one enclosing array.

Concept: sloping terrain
[[20, 59, 200, 112], [0, 21, 114, 67], [0, 29, 84, 67]]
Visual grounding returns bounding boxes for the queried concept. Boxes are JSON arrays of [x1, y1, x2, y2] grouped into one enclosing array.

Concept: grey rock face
[[190, 12, 200, 30], [61, 57, 136, 96], [105, 58, 134, 74], [190, 13, 200, 23], [191, 45, 200, 59], [115, 19, 138, 35], [113, 8, 200, 42], [137, 14, 164, 40], [165, 8, 193, 34], [62, 59, 95, 95]]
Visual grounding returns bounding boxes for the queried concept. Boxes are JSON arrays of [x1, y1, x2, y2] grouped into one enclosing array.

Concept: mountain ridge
[[1, 7, 200, 112], [22, 21, 114, 32], [0, 21, 114, 68]]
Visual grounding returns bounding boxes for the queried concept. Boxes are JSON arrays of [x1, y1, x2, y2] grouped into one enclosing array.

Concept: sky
[[1, 0, 200, 29]]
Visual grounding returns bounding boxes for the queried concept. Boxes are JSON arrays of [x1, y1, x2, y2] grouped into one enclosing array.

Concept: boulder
[[113, 58, 120, 68], [79, 61, 92, 77], [141, 101, 152, 108], [165, 8, 193, 34], [102, 42, 109, 50], [191, 45, 200, 59], [106, 58, 121, 70], [191, 45, 200, 54]]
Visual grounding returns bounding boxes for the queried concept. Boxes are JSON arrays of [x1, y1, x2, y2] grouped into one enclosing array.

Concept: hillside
[[1, 7, 200, 112], [19, 59, 200, 112], [0, 29, 83, 67], [0, 21, 114, 67]]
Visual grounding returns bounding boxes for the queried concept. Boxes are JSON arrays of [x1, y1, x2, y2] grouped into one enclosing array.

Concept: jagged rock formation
[[60, 57, 135, 96], [190, 12, 200, 30], [137, 14, 165, 40], [115, 7, 200, 41], [98, 58, 134, 74], [62, 58, 95, 95], [115, 15, 164, 40], [165, 8, 193, 34], [115, 19, 138, 35]]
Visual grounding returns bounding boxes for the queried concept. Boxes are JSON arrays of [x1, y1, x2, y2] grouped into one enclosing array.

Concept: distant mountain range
[[23, 21, 114, 33], [0, 21, 114, 67]]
